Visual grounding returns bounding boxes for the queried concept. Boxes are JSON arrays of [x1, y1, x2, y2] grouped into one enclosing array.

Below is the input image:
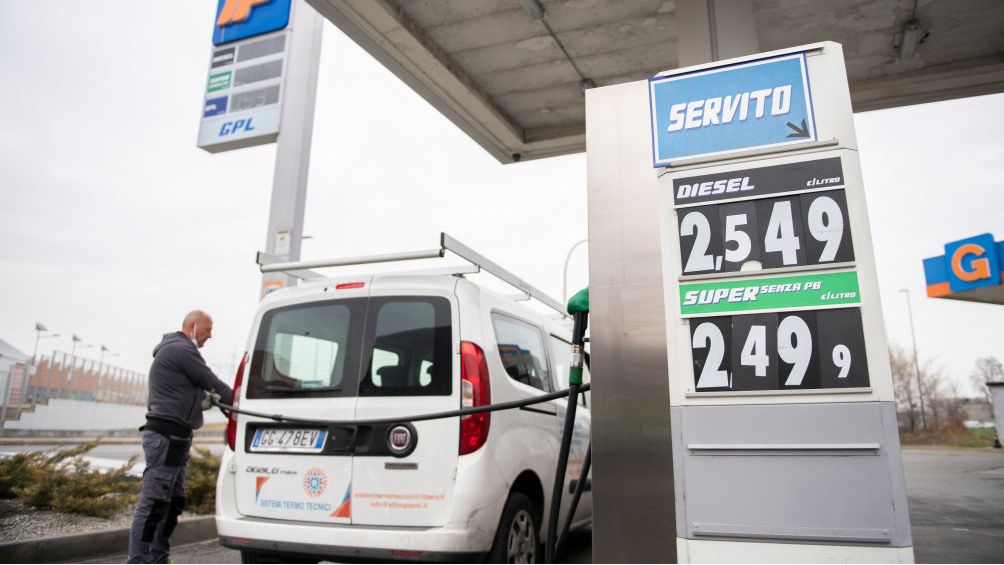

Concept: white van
[[215, 246, 592, 563]]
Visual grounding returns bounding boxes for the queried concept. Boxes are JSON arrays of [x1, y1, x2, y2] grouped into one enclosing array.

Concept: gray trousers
[[128, 430, 191, 564]]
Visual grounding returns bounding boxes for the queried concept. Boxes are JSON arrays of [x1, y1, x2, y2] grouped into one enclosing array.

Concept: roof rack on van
[[256, 232, 569, 318]]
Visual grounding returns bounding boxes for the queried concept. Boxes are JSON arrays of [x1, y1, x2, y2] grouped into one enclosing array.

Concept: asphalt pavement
[[81, 528, 593, 563], [42, 446, 1004, 563], [903, 448, 1004, 563]]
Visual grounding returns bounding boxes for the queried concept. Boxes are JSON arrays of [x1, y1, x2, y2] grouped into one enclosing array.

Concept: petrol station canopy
[[306, 0, 1004, 163]]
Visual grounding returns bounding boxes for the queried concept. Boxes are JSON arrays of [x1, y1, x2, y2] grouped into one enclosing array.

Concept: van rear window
[[359, 298, 452, 397], [247, 297, 452, 398]]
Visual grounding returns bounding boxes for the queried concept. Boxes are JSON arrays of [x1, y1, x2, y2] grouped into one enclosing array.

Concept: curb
[[0, 516, 217, 563]]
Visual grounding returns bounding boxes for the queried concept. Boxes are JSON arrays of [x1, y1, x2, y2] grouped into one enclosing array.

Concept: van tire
[[487, 492, 540, 563]]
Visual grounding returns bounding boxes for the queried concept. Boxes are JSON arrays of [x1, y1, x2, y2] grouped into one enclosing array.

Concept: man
[[128, 310, 234, 564]]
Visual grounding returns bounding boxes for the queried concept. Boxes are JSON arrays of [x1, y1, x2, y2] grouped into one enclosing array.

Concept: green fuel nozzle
[[567, 287, 589, 315], [566, 288, 589, 386]]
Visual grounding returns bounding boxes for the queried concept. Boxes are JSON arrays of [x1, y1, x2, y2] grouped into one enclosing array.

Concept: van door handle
[[385, 462, 418, 470]]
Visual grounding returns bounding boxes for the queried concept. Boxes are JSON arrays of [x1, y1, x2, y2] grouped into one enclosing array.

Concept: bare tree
[[889, 345, 919, 431], [918, 360, 961, 431], [970, 356, 1003, 403], [889, 345, 963, 432], [937, 379, 966, 431]]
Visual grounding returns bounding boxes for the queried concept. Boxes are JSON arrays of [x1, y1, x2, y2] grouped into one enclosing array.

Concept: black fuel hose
[[546, 383, 580, 563], [545, 308, 589, 564], [210, 383, 590, 428], [555, 443, 591, 561]]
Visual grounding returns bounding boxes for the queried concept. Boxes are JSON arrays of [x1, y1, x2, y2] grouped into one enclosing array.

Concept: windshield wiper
[[265, 385, 342, 393]]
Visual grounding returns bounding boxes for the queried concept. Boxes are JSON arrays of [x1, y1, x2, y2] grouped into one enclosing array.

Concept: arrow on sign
[[786, 119, 810, 139]]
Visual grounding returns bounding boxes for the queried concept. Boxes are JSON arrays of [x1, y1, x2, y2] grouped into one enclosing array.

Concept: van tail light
[[225, 352, 247, 452], [459, 341, 491, 455]]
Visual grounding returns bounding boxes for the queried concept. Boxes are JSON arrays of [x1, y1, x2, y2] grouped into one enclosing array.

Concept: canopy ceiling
[[308, 0, 1004, 162]]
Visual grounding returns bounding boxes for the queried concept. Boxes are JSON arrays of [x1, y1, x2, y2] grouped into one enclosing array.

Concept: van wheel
[[488, 492, 540, 564], [240, 550, 268, 563]]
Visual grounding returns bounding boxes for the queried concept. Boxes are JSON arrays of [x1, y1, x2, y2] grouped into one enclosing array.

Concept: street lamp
[[563, 239, 588, 305], [99, 345, 115, 364], [899, 289, 926, 431], [32, 322, 60, 361], [67, 335, 94, 398]]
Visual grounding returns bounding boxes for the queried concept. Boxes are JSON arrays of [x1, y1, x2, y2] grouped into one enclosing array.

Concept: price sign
[[689, 308, 869, 392], [678, 190, 853, 274], [650, 45, 910, 560]]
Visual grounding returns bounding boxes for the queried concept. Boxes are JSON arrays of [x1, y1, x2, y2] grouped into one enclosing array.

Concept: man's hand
[[202, 390, 222, 411]]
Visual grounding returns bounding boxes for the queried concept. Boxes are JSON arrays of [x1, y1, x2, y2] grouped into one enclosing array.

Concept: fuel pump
[[545, 288, 589, 564]]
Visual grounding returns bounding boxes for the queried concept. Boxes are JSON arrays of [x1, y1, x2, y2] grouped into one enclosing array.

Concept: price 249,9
[[689, 307, 869, 392], [678, 190, 853, 274]]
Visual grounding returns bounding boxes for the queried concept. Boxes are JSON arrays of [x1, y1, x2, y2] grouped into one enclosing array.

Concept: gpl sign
[[198, 0, 291, 153], [649, 53, 817, 166]]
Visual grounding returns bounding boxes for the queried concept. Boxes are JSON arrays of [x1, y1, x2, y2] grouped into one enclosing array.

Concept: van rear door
[[351, 284, 460, 527], [234, 288, 370, 525]]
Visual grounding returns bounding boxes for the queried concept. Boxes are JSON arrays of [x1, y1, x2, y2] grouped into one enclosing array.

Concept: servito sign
[[649, 53, 817, 166]]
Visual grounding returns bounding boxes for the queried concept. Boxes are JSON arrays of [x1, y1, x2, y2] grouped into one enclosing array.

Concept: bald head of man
[[181, 310, 214, 348]]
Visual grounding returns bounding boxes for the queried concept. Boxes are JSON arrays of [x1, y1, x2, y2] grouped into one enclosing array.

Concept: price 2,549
[[678, 190, 854, 275]]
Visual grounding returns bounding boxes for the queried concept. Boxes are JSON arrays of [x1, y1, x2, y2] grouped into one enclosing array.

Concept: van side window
[[359, 297, 452, 396], [548, 335, 588, 407], [492, 314, 552, 392]]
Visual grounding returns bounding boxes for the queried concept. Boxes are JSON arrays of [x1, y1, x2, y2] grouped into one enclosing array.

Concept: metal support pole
[[584, 5, 759, 561], [900, 289, 926, 430], [676, 0, 759, 65], [68, 338, 78, 399], [260, 0, 324, 298]]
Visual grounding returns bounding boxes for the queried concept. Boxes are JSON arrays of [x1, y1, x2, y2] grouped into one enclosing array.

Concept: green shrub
[[0, 450, 42, 498], [3, 441, 141, 517], [0, 441, 222, 518]]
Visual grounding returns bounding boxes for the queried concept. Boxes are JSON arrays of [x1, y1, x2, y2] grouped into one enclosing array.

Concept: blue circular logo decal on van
[[303, 467, 327, 497]]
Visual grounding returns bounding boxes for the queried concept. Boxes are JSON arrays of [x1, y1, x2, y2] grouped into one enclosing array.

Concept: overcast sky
[[1, 1, 1001, 396]]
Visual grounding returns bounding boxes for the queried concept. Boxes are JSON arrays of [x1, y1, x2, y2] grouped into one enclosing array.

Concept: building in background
[[0, 338, 30, 412], [1, 339, 150, 433], [23, 351, 146, 405]]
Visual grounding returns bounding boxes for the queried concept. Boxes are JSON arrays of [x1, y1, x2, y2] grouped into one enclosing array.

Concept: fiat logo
[[388, 425, 413, 455]]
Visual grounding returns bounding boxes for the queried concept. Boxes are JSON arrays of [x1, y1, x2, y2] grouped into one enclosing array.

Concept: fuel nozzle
[[566, 288, 589, 386]]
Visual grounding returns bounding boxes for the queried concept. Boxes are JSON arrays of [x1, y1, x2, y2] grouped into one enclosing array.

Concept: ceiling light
[[899, 19, 924, 60], [520, 0, 545, 21]]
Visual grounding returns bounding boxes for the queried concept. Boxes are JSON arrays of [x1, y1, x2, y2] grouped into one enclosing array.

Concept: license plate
[[250, 428, 327, 453]]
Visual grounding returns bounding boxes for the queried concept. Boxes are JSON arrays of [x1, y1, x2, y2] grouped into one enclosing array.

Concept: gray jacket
[[146, 332, 233, 431]]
